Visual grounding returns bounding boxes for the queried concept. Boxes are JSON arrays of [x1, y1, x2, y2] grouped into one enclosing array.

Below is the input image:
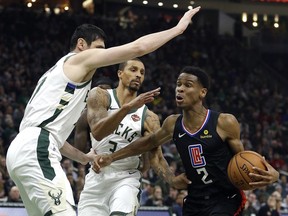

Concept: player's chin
[[175, 100, 184, 107]]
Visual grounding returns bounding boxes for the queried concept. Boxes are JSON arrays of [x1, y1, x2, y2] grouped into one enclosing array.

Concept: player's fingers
[[251, 166, 267, 174]]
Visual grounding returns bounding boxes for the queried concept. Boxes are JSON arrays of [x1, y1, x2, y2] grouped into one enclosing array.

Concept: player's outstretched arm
[[60, 141, 96, 165], [68, 7, 201, 79], [249, 159, 279, 187], [92, 115, 177, 172]]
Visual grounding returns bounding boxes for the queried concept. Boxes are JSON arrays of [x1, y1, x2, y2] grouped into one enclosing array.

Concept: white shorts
[[6, 127, 76, 216], [78, 166, 141, 216]]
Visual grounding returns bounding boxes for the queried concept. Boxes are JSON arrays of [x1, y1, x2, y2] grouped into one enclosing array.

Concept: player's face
[[120, 60, 145, 91], [175, 73, 206, 108], [89, 39, 105, 49]]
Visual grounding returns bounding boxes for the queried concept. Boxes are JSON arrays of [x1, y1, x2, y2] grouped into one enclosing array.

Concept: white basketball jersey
[[20, 53, 91, 148], [91, 89, 147, 170]]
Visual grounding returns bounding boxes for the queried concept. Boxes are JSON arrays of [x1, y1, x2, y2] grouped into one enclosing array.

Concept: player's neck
[[182, 106, 207, 133], [116, 87, 137, 106]]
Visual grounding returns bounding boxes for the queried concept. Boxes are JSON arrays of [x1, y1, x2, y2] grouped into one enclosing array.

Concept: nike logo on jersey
[[178, 133, 186, 138], [128, 171, 138, 175]]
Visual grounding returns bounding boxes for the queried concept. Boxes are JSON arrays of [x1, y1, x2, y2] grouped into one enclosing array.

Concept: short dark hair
[[94, 77, 113, 87], [70, 24, 107, 50], [180, 66, 210, 90], [118, 58, 143, 71]]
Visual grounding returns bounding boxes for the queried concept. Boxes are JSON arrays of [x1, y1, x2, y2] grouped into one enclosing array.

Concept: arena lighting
[[274, 14, 279, 22], [253, 13, 258, 21], [257, 0, 288, 2], [173, 3, 178, 8], [274, 22, 279, 28], [142, 0, 148, 5], [263, 14, 268, 22], [242, 12, 248, 22], [252, 21, 258, 27], [127, 0, 133, 3], [27, 2, 32, 7], [158, 1, 163, 6]]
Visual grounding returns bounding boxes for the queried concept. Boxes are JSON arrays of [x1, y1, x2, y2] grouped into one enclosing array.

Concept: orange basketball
[[227, 151, 267, 190]]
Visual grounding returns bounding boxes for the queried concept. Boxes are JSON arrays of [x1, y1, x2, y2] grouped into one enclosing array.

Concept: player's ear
[[77, 38, 88, 51], [200, 88, 207, 99], [117, 69, 123, 78]]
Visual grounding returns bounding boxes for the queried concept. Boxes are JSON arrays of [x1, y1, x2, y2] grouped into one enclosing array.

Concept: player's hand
[[171, 173, 192, 189], [92, 154, 113, 173], [81, 148, 97, 165], [176, 6, 201, 33], [125, 87, 161, 110], [249, 159, 279, 188]]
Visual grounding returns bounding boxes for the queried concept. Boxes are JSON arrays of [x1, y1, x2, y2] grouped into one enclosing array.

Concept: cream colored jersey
[[90, 88, 147, 170], [20, 53, 91, 148]]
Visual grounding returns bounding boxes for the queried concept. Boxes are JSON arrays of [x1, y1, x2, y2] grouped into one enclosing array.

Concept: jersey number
[[108, 140, 117, 153], [197, 167, 213, 184]]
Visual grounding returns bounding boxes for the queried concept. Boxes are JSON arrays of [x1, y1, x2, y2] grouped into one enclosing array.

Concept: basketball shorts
[[78, 166, 141, 216], [182, 190, 246, 216], [6, 127, 76, 216]]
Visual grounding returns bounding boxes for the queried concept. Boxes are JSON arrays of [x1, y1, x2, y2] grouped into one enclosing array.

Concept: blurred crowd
[[0, 4, 287, 216]]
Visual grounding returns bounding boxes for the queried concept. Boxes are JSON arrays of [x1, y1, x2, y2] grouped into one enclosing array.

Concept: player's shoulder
[[218, 112, 239, 128], [89, 86, 109, 97], [162, 114, 180, 129]]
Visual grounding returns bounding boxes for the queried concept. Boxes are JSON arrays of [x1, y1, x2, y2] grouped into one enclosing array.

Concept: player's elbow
[[132, 41, 150, 57]]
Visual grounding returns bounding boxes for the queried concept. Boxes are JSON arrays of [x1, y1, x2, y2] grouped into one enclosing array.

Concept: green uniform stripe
[[38, 108, 62, 128], [37, 129, 55, 180], [38, 82, 76, 128], [141, 105, 148, 136]]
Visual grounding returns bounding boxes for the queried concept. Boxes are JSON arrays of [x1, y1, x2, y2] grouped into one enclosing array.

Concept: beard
[[128, 81, 140, 91]]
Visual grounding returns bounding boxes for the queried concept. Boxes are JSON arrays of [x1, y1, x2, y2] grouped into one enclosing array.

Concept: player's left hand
[[92, 154, 113, 173], [171, 173, 192, 189], [248, 159, 279, 188], [81, 148, 97, 165]]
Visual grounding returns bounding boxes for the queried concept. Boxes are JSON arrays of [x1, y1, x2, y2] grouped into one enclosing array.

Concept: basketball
[[227, 151, 267, 190]]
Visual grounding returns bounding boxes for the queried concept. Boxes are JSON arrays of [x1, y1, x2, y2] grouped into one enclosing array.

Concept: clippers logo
[[189, 144, 206, 168], [48, 189, 63, 206], [131, 114, 140, 122]]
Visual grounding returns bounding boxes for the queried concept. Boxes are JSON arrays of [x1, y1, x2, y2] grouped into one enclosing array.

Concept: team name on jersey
[[114, 123, 139, 142]]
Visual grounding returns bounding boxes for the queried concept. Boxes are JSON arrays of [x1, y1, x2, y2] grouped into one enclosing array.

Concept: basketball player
[[77, 58, 189, 216], [93, 66, 280, 215], [5, 7, 201, 216], [74, 76, 113, 153]]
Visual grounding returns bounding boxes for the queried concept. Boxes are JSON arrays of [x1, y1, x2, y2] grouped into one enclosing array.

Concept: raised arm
[[87, 87, 161, 141], [64, 7, 201, 82]]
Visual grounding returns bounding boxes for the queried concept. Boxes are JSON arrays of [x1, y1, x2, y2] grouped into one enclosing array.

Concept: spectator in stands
[[145, 185, 164, 207], [258, 194, 280, 216], [6, 185, 22, 203]]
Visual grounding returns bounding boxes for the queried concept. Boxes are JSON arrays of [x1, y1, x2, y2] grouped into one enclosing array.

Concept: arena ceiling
[[1, 0, 288, 16]]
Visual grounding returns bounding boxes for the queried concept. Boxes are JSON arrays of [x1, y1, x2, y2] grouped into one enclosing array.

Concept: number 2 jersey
[[90, 88, 147, 170], [173, 109, 238, 198]]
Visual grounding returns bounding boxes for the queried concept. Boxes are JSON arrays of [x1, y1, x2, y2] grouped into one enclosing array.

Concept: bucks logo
[[48, 189, 63, 206]]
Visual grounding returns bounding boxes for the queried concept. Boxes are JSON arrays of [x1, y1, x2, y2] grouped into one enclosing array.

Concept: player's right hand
[[171, 173, 192, 189], [92, 154, 113, 173], [176, 6, 201, 33], [125, 87, 161, 110]]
